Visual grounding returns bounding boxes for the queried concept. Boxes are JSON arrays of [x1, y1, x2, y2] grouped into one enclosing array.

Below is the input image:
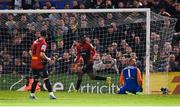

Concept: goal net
[[0, 9, 177, 94]]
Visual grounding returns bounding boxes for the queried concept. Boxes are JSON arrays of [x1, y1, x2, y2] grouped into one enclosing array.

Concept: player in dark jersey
[[72, 35, 112, 92], [29, 30, 56, 99], [117, 58, 143, 94]]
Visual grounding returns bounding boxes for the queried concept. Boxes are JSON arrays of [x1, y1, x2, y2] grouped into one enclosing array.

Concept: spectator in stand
[[118, 55, 129, 71], [17, 14, 28, 31], [106, 13, 113, 25], [168, 54, 180, 71], [13, 58, 23, 75], [151, 44, 159, 70], [173, 45, 180, 67], [13, 0, 22, 10], [95, 0, 105, 9], [49, 10, 61, 26], [0, 47, 12, 74], [64, 4, 70, 9], [55, 18, 68, 35], [22, 0, 36, 9], [103, 24, 118, 49], [133, 0, 143, 8], [124, 46, 132, 58], [53, 27, 64, 43], [109, 42, 118, 58], [80, 14, 88, 28], [93, 53, 104, 71], [21, 51, 30, 69], [10, 35, 23, 58], [105, 0, 114, 8], [149, 0, 162, 13], [119, 39, 129, 54], [1, 52, 13, 74], [21, 23, 36, 51], [80, 3, 86, 9], [44, 1, 52, 9], [64, 15, 78, 50], [101, 54, 119, 74], [151, 32, 160, 44], [5, 14, 16, 30], [93, 37, 104, 53], [49, 42, 58, 59], [72, 0, 79, 9], [59, 51, 73, 73], [159, 42, 172, 71], [48, 42, 58, 73], [132, 36, 145, 60], [117, 1, 124, 8], [57, 40, 64, 57], [35, 14, 44, 30]]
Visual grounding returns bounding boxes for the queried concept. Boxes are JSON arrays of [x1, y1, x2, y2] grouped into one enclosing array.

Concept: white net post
[[146, 9, 150, 95]]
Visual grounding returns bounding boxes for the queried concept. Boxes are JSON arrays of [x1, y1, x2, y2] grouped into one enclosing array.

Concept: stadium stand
[[0, 0, 179, 78]]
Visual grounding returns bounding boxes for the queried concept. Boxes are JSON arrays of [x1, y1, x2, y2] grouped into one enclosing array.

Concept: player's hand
[[47, 57, 51, 62], [47, 58, 54, 65]]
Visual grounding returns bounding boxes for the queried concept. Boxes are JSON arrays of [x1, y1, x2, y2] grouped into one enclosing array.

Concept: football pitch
[[0, 91, 180, 106]]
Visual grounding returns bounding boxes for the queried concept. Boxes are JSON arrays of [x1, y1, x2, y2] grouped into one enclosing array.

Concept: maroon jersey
[[75, 42, 96, 65], [30, 37, 47, 69]]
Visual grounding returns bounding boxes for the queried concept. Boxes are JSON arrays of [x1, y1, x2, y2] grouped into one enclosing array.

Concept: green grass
[[0, 91, 180, 106]]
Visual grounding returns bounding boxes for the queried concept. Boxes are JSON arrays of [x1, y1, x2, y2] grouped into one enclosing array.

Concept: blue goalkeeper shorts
[[118, 86, 143, 94]]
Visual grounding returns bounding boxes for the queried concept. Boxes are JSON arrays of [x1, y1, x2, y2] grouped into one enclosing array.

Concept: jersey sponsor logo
[[41, 45, 46, 51]]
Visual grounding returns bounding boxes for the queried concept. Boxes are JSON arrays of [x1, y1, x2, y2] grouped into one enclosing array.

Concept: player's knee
[[118, 87, 126, 94]]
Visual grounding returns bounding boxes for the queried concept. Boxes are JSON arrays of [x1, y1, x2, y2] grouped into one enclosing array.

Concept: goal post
[[0, 8, 176, 94]]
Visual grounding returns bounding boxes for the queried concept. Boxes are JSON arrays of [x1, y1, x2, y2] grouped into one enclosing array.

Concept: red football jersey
[[30, 37, 47, 69], [75, 42, 96, 65]]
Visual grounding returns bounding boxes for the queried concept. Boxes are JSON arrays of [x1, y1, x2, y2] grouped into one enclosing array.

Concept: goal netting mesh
[[0, 9, 177, 94]]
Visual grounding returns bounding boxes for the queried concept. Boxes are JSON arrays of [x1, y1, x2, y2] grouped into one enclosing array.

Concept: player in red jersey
[[29, 30, 56, 99], [72, 35, 112, 92]]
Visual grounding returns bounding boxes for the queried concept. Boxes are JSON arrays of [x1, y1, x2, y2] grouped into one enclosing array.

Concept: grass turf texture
[[0, 91, 180, 106]]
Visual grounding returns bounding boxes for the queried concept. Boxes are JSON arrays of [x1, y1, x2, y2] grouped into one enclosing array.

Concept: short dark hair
[[80, 34, 86, 42], [40, 30, 47, 37]]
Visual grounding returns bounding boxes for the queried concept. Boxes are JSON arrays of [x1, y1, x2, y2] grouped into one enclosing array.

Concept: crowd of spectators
[[0, 0, 179, 77]]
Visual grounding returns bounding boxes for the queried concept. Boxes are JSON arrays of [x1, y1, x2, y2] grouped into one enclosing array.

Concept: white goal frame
[[0, 8, 151, 94]]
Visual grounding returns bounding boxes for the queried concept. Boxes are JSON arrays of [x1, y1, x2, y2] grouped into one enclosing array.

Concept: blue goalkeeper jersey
[[121, 66, 140, 89]]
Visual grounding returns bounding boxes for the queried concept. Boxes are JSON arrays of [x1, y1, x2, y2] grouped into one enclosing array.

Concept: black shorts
[[32, 68, 49, 79], [82, 64, 93, 73]]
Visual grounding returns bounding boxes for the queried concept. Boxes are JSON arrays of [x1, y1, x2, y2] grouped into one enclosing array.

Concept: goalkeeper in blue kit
[[117, 58, 143, 94]]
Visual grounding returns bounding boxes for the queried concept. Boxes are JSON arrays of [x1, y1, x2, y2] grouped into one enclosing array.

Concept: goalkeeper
[[117, 58, 143, 94], [72, 35, 112, 92]]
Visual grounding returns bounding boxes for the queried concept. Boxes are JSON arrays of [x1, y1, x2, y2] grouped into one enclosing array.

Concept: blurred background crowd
[[0, 0, 179, 76]]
